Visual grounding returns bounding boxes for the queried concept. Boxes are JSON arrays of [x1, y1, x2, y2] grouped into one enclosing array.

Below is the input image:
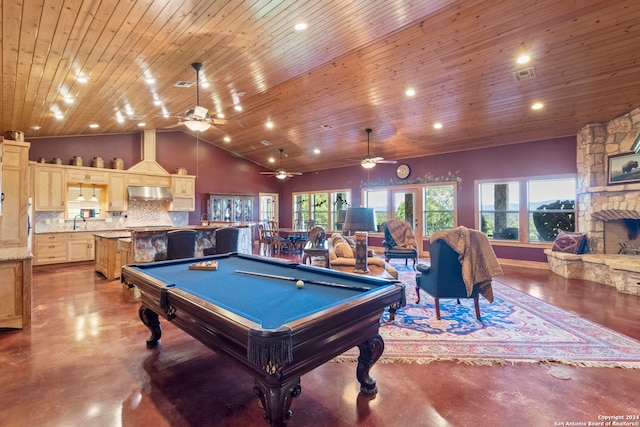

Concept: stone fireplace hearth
[[545, 107, 640, 295]]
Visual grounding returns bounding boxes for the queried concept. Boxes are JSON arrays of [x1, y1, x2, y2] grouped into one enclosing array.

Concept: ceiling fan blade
[[378, 160, 398, 164], [370, 157, 385, 162], [260, 171, 276, 175]]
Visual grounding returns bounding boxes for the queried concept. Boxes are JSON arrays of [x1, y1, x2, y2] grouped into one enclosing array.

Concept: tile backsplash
[[34, 201, 188, 233]]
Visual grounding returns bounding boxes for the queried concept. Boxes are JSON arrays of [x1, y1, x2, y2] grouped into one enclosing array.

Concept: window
[[479, 182, 520, 240], [292, 190, 350, 230], [478, 176, 576, 243], [365, 189, 388, 226], [528, 178, 576, 242], [423, 184, 455, 235], [363, 184, 457, 236], [67, 185, 103, 219]]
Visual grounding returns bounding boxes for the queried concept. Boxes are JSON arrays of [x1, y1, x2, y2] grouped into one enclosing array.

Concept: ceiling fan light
[[361, 160, 376, 169], [275, 171, 288, 180], [184, 120, 211, 132]]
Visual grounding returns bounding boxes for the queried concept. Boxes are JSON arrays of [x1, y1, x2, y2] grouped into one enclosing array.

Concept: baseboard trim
[[497, 258, 549, 269]]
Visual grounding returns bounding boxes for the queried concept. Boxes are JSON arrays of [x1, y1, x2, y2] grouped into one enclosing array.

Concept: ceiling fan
[[174, 62, 227, 132], [260, 148, 302, 180], [360, 128, 397, 169]]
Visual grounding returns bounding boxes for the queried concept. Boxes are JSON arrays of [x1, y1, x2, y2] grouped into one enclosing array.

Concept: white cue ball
[[296, 280, 304, 288]]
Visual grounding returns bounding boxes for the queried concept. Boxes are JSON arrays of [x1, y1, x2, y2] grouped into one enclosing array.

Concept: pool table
[[121, 253, 405, 427]]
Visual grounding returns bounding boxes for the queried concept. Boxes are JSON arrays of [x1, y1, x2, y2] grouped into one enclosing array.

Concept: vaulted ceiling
[[2, 0, 640, 173]]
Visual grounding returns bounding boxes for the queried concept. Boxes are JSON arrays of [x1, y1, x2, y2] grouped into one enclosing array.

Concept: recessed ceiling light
[[433, 122, 443, 129], [234, 105, 243, 112], [517, 54, 531, 64], [64, 97, 75, 104], [266, 120, 274, 129], [405, 88, 416, 97], [223, 136, 231, 143], [117, 117, 125, 123], [137, 122, 146, 127], [531, 102, 544, 110], [269, 157, 275, 163], [201, 81, 210, 88], [145, 77, 156, 84], [294, 22, 308, 31], [31, 125, 41, 130], [54, 114, 64, 120], [313, 148, 320, 154], [89, 123, 99, 128], [216, 112, 225, 119], [76, 75, 89, 83]]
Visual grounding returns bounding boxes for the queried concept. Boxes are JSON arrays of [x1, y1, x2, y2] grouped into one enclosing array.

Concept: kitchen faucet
[[73, 215, 86, 230]]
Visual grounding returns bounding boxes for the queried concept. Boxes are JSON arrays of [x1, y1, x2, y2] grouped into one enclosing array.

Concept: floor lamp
[[343, 207, 377, 274]]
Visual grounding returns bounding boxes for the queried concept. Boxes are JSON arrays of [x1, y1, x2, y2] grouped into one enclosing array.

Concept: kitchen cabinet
[[68, 232, 95, 261], [34, 165, 66, 211], [1, 140, 30, 249], [34, 233, 69, 265], [94, 232, 131, 280], [34, 232, 98, 265], [169, 175, 195, 211], [127, 173, 171, 187], [0, 258, 32, 329], [66, 168, 108, 185], [107, 172, 128, 211]]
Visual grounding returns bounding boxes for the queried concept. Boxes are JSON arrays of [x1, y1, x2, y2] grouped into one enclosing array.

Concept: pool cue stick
[[234, 270, 371, 291]]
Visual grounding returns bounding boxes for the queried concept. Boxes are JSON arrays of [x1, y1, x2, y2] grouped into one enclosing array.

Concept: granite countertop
[[92, 231, 132, 239]]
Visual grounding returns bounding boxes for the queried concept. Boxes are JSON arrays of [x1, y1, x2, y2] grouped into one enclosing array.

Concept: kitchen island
[[129, 224, 253, 263], [94, 231, 132, 280]]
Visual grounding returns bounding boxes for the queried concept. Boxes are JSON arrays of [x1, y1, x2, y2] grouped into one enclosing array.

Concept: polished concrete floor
[[1, 255, 639, 427]]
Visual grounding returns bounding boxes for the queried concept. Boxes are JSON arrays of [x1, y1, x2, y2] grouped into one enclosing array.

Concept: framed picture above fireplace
[[607, 152, 640, 185]]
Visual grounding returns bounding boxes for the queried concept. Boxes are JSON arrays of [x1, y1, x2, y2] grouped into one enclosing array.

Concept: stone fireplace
[[576, 107, 640, 253], [545, 107, 640, 295]]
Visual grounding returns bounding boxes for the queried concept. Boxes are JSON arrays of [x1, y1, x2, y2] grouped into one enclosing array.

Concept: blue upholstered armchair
[[415, 227, 502, 321], [415, 239, 482, 320]]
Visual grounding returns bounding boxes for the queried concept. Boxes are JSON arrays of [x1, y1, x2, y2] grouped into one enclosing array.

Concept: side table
[[302, 241, 329, 268]]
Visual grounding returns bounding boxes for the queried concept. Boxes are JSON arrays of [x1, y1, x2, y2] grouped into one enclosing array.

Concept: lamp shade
[[184, 120, 211, 132], [343, 207, 377, 232]]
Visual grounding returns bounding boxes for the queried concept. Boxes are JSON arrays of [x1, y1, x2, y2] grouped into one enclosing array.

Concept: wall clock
[[396, 164, 411, 179]]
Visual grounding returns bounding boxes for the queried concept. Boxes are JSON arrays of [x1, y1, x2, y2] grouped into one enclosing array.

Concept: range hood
[[128, 186, 173, 201]]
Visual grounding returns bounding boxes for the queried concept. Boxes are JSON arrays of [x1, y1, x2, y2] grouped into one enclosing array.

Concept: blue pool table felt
[[131, 256, 389, 329]]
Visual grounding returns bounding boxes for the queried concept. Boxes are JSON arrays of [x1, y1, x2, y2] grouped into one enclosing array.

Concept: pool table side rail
[[167, 282, 404, 380], [125, 261, 404, 381]]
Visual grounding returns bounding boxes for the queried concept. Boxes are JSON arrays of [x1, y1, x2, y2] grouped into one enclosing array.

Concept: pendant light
[[76, 184, 85, 201], [90, 184, 98, 202]]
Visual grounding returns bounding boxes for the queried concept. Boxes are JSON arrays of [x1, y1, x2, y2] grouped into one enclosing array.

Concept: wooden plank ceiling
[[2, 0, 640, 173]]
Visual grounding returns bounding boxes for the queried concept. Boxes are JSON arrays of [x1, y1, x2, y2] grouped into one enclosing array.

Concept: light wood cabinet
[[0, 139, 32, 330], [128, 173, 171, 187], [94, 233, 130, 280], [66, 168, 108, 185], [1, 141, 30, 249], [34, 165, 66, 211], [0, 258, 32, 329], [34, 232, 96, 265], [107, 172, 128, 211], [169, 175, 195, 211], [34, 233, 69, 265], [68, 232, 95, 261]]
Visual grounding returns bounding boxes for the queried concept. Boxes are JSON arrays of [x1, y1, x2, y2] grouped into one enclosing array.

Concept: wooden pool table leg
[[253, 377, 301, 427], [138, 305, 162, 348], [356, 333, 384, 395]]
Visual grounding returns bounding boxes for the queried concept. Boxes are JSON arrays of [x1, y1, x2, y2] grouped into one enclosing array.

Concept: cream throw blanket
[[386, 219, 417, 249], [430, 226, 503, 302]]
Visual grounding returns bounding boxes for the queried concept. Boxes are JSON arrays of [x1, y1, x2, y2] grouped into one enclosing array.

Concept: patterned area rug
[[336, 267, 640, 368]]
